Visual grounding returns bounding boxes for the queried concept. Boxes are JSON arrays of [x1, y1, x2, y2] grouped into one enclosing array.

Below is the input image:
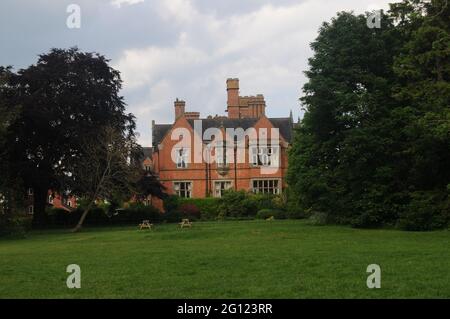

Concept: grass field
[[0, 220, 449, 298]]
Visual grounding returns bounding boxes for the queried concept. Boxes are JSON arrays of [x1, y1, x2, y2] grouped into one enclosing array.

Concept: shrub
[[308, 211, 329, 226], [178, 203, 201, 221], [285, 188, 306, 219], [217, 190, 291, 219], [163, 195, 180, 213], [84, 207, 111, 225], [47, 208, 72, 227], [250, 193, 277, 211], [256, 208, 286, 220], [113, 203, 161, 224], [218, 190, 254, 218], [0, 215, 31, 238], [178, 198, 221, 220], [43, 203, 162, 227], [350, 209, 383, 228], [163, 210, 182, 223], [285, 209, 305, 219], [397, 191, 449, 231], [160, 190, 294, 221], [162, 197, 221, 221]]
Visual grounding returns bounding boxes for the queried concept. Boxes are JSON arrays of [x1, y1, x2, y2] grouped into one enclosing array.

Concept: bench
[[179, 219, 193, 229], [139, 220, 153, 230]]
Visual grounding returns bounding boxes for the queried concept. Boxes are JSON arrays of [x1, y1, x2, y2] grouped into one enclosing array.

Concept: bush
[[308, 211, 329, 226], [85, 207, 111, 225], [43, 202, 162, 227], [162, 197, 221, 221], [178, 203, 201, 221], [0, 214, 31, 238], [250, 194, 277, 211], [160, 191, 294, 221], [285, 188, 306, 219], [218, 190, 255, 218], [113, 203, 161, 224], [178, 198, 221, 220], [163, 210, 182, 223], [397, 192, 449, 231], [350, 209, 384, 229], [163, 195, 180, 214], [217, 190, 291, 219], [285, 209, 305, 219], [47, 208, 72, 227], [256, 208, 286, 220]]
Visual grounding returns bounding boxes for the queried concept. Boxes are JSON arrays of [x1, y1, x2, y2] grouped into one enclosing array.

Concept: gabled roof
[[137, 146, 153, 164], [152, 124, 172, 147], [268, 117, 293, 143], [152, 117, 293, 147], [142, 147, 153, 159]]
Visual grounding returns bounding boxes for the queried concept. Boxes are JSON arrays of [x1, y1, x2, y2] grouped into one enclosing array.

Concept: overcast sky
[[0, 0, 392, 146]]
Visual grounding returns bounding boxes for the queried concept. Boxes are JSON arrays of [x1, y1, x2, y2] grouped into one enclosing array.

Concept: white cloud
[[116, 35, 209, 89], [111, 0, 145, 9], [156, 0, 199, 24]]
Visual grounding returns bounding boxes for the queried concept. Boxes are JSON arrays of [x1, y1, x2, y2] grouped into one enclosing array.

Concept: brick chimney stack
[[226, 78, 240, 119], [174, 98, 185, 121], [248, 94, 266, 118]]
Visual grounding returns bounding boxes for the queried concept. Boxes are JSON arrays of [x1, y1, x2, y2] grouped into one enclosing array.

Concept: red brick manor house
[[143, 78, 295, 204]]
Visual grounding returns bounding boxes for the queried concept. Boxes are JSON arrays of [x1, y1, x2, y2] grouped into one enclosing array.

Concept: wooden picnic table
[[179, 219, 193, 228], [139, 220, 153, 230]]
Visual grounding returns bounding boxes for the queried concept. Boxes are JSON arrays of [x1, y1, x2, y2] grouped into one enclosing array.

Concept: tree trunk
[[71, 200, 95, 233], [32, 186, 48, 229]]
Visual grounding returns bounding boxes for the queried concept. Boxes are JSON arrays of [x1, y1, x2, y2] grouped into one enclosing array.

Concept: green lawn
[[0, 220, 449, 298]]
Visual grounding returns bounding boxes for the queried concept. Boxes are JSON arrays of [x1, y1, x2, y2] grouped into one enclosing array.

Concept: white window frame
[[213, 180, 232, 198], [250, 146, 279, 167], [175, 148, 189, 169], [251, 179, 281, 195], [173, 181, 193, 198], [28, 205, 34, 215], [215, 141, 230, 168]]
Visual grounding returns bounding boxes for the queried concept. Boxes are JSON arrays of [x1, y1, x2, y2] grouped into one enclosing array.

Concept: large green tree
[[0, 67, 22, 214], [390, 0, 450, 229], [288, 10, 403, 225], [288, 0, 449, 229]]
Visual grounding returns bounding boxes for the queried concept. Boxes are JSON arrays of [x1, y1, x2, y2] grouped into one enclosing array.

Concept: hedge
[[45, 203, 162, 228]]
